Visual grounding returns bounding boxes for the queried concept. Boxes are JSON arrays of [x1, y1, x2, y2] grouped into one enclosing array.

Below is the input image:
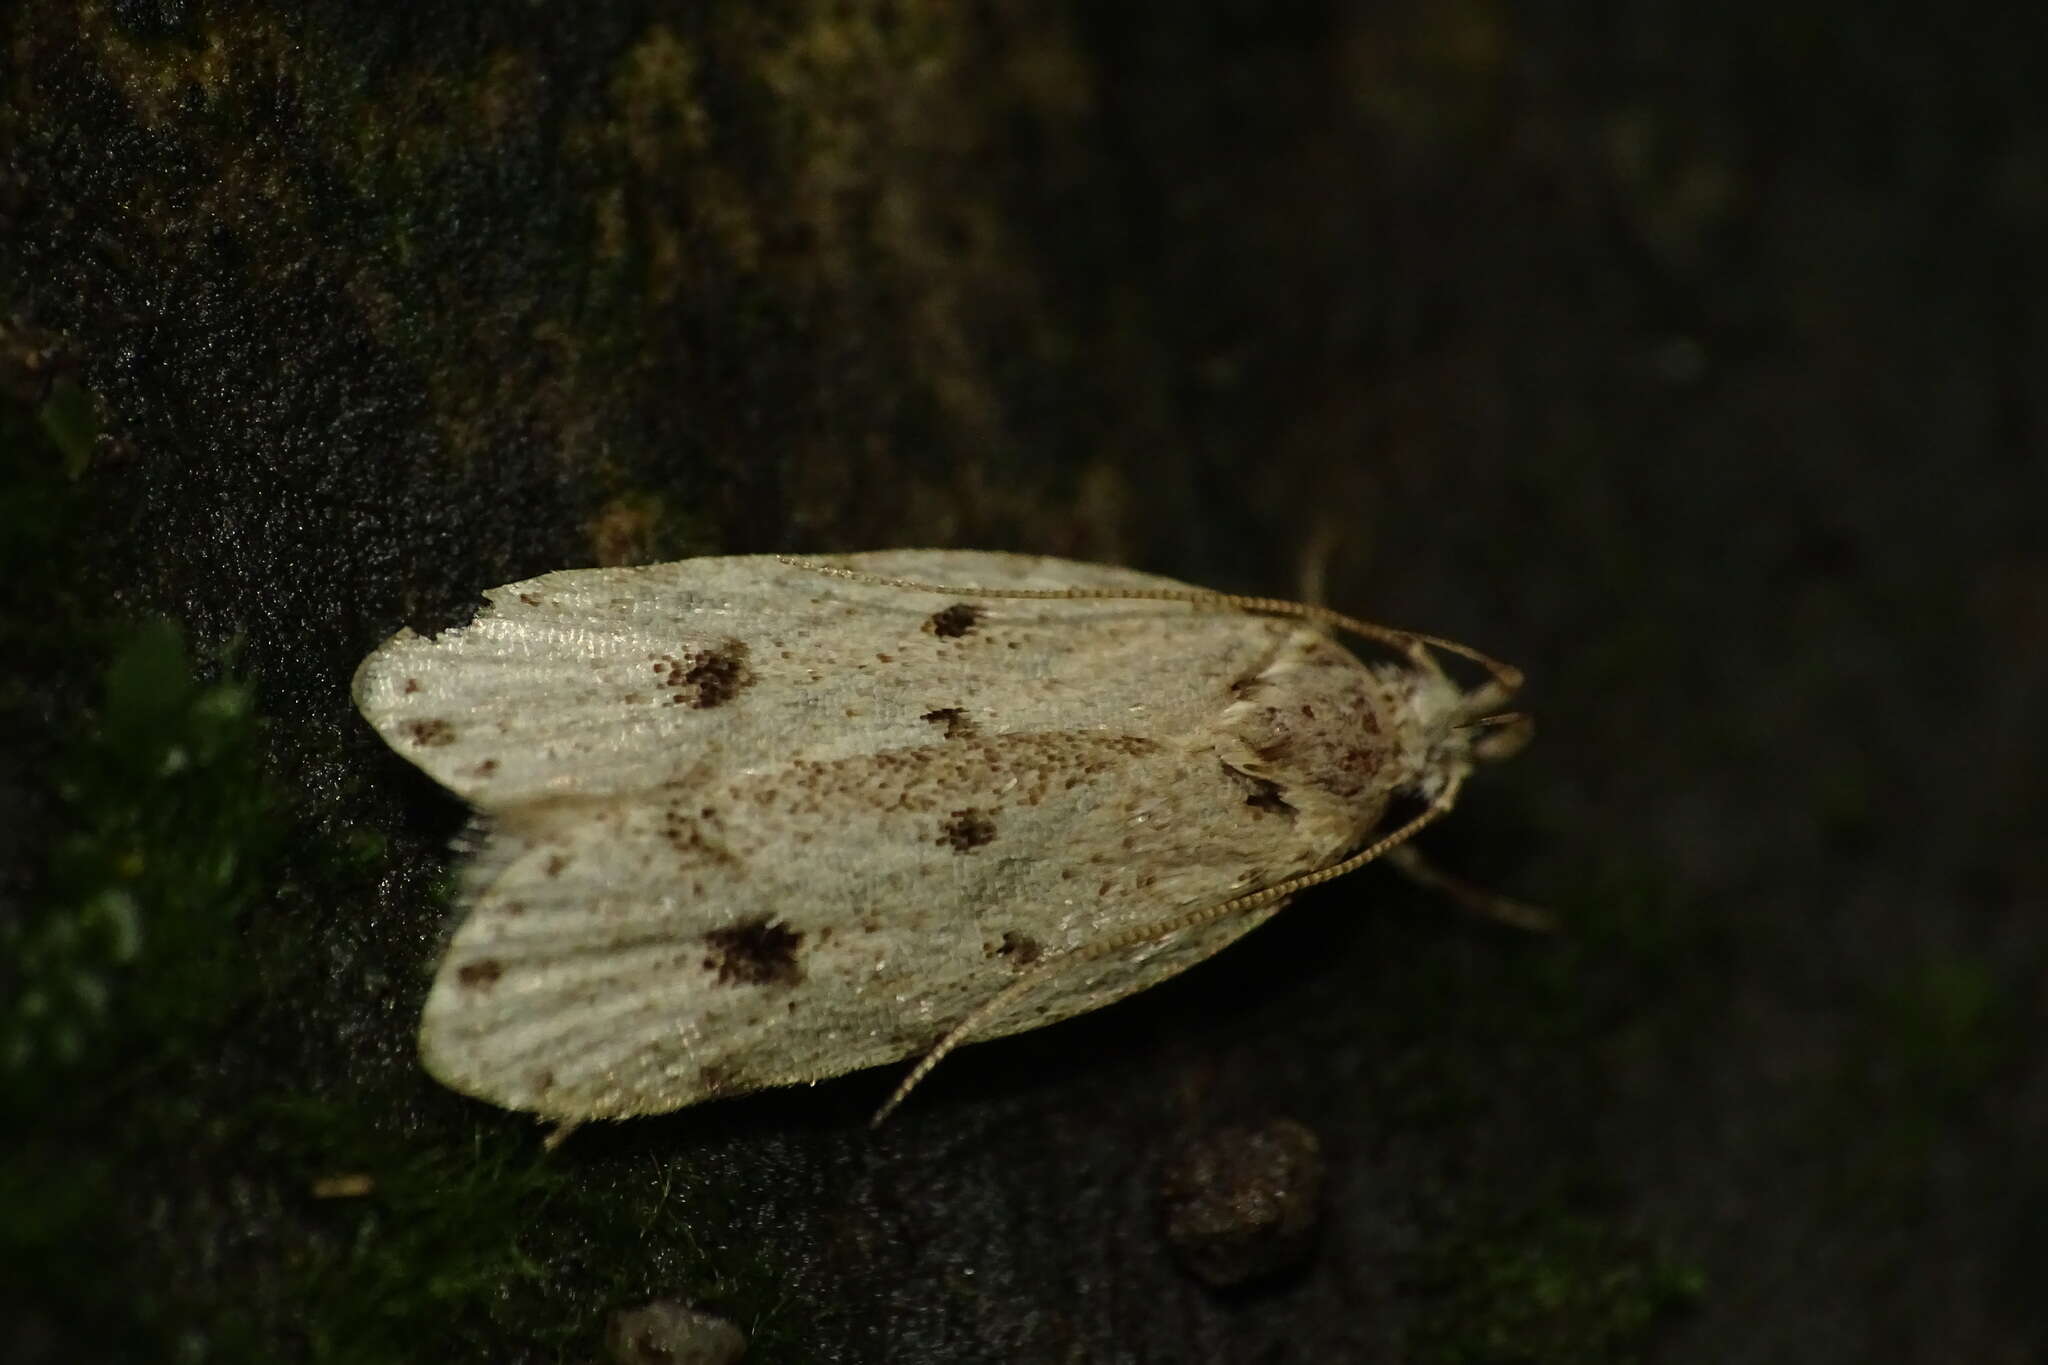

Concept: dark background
[[4, 2, 2043, 1361]]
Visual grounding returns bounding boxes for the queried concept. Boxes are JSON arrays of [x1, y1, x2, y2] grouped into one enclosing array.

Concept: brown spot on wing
[[650, 639, 754, 709], [701, 915, 804, 987], [924, 603, 981, 638], [920, 706, 975, 739], [938, 807, 998, 852], [659, 804, 739, 866], [1250, 735, 1297, 766], [1331, 746, 1385, 797], [1223, 764, 1299, 820], [766, 733, 1157, 818], [457, 959, 503, 988], [996, 930, 1043, 966], [404, 718, 457, 747]]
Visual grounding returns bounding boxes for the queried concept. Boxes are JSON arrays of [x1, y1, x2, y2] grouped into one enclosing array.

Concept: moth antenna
[[868, 772, 1469, 1127], [778, 556, 1522, 696]]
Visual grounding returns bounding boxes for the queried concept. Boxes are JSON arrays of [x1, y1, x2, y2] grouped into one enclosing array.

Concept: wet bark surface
[[4, 3, 2042, 1361]]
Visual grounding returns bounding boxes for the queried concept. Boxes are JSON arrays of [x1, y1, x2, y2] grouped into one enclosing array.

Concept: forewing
[[352, 551, 1270, 809]]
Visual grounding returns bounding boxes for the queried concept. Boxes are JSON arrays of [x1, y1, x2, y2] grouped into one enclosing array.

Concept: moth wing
[[352, 552, 1215, 810], [378, 549, 1400, 1118], [420, 732, 1340, 1121]]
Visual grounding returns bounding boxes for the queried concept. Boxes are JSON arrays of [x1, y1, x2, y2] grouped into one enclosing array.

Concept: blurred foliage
[[1, 619, 281, 1100], [1408, 1208, 1704, 1365], [250, 1097, 807, 1365]]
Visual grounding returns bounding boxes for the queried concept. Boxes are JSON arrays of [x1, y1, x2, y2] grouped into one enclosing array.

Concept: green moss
[[1824, 953, 2016, 1204], [0, 611, 293, 1362], [1866, 955, 2012, 1106], [242, 1098, 808, 1365], [1330, 856, 1710, 1363], [1356, 849, 1723, 1133], [1, 324, 801, 1365], [0, 376, 89, 640], [2, 619, 283, 1096], [265, 1103, 571, 1363], [1407, 1208, 1704, 1364], [0, 371, 290, 1356], [35, 375, 99, 475]]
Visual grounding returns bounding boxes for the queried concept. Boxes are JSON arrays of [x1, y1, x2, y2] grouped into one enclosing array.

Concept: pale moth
[[352, 550, 1535, 1129]]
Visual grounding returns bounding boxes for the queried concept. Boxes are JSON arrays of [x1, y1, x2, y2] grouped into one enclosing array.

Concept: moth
[[352, 550, 1533, 1127]]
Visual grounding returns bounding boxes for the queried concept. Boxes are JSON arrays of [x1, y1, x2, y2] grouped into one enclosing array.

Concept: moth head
[[1394, 664, 1531, 802]]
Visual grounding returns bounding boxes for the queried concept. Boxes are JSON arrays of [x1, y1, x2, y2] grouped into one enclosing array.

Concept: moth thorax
[[1220, 638, 1418, 840]]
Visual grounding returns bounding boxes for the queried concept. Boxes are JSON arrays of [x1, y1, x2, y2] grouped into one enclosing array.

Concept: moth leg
[[1293, 516, 1344, 609], [1384, 844, 1555, 932]]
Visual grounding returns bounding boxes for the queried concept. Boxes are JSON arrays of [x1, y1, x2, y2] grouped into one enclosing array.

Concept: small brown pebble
[[1157, 1118, 1324, 1287]]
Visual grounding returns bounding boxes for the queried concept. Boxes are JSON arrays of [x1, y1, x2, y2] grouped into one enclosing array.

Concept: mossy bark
[[5, 2, 2044, 1362]]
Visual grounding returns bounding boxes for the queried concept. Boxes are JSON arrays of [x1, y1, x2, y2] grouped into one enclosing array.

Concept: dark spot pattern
[[939, 807, 998, 852], [701, 915, 805, 987], [997, 930, 1043, 966], [1223, 644, 1398, 803], [920, 706, 975, 739], [1245, 784, 1296, 818], [754, 732, 1156, 821], [405, 718, 456, 747], [650, 638, 754, 708], [658, 804, 738, 867], [517, 592, 543, 606], [1228, 769, 1294, 822], [1334, 746, 1384, 796], [924, 603, 982, 638], [457, 959, 503, 989], [1250, 735, 1297, 766], [1223, 763, 1299, 819]]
